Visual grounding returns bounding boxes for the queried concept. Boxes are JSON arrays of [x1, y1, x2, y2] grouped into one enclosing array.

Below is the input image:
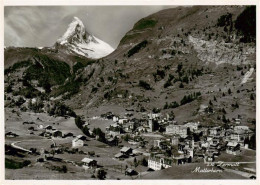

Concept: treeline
[[217, 6, 256, 43], [127, 40, 148, 57], [75, 116, 107, 143], [164, 91, 201, 109], [163, 63, 204, 89], [46, 102, 76, 117]]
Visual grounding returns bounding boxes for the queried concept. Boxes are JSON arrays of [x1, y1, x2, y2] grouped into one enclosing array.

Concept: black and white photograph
[[1, 0, 259, 183]]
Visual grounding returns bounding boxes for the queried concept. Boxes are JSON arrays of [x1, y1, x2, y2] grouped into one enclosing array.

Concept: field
[[5, 108, 150, 180]]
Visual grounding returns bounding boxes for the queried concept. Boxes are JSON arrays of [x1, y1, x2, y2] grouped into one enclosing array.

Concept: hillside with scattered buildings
[[4, 6, 256, 179]]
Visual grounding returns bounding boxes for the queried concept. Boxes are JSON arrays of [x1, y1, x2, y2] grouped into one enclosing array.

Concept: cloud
[[4, 6, 176, 48]]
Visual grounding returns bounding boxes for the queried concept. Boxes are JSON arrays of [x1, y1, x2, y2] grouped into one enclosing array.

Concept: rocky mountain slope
[[4, 6, 256, 128]]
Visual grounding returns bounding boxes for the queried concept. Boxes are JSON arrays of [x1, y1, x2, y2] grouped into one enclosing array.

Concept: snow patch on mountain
[[241, 68, 254, 84], [56, 17, 114, 59]]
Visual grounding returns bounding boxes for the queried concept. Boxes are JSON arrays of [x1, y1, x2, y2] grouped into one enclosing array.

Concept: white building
[[72, 135, 86, 148], [148, 154, 172, 170], [113, 116, 119, 122], [226, 141, 241, 155], [234, 126, 249, 132], [184, 122, 200, 132], [165, 125, 187, 138], [118, 118, 128, 124], [81, 158, 97, 169], [148, 113, 161, 119]]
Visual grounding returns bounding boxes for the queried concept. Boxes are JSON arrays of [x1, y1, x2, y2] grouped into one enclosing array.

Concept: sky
[[4, 6, 176, 48]]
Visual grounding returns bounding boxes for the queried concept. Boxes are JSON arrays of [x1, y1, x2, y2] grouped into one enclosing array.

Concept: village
[[5, 107, 256, 179]]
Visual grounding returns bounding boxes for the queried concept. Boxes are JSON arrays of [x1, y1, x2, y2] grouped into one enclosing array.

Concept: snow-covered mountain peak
[[57, 16, 91, 45], [55, 17, 114, 59]]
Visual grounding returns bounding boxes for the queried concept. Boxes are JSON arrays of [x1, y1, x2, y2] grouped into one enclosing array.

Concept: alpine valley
[[4, 6, 256, 180]]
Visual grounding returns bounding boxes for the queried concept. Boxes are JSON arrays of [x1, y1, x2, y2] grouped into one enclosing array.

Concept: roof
[[44, 125, 52, 129], [110, 123, 120, 127], [227, 141, 239, 147], [115, 152, 124, 158], [81, 158, 96, 163], [76, 135, 84, 138], [53, 130, 62, 133], [234, 126, 249, 130], [125, 168, 134, 173], [120, 147, 132, 152], [107, 137, 115, 142], [73, 137, 84, 142], [76, 135, 86, 140], [185, 122, 200, 126]]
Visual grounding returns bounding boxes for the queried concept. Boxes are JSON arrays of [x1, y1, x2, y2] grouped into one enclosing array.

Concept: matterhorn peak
[[55, 17, 114, 59]]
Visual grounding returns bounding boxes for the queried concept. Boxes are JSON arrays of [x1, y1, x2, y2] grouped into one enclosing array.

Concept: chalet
[[63, 132, 74, 138], [125, 168, 138, 176], [118, 118, 128, 124], [5, 132, 18, 138], [109, 123, 122, 137], [52, 130, 62, 137], [205, 148, 219, 162], [226, 141, 241, 155], [154, 139, 169, 150], [44, 125, 53, 131], [123, 121, 137, 133], [39, 131, 52, 137], [106, 137, 119, 146], [120, 147, 133, 155], [81, 158, 97, 169], [114, 152, 127, 159], [148, 154, 172, 170], [72, 135, 87, 148], [94, 168, 106, 179], [172, 155, 189, 165], [23, 121, 35, 125], [28, 126, 35, 131]]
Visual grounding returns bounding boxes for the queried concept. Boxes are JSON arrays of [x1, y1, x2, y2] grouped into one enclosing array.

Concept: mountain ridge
[[55, 16, 114, 59], [4, 6, 256, 127]]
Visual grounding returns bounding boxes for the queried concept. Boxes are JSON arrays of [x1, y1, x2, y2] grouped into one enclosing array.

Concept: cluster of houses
[[38, 125, 65, 138], [17, 111, 254, 174], [100, 112, 254, 171], [148, 122, 254, 170], [114, 146, 133, 159]]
